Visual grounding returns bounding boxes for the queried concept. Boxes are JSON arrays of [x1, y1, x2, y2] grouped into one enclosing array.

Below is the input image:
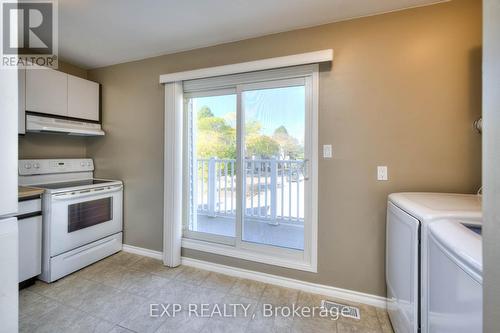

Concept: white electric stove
[[19, 159, 123, 282]]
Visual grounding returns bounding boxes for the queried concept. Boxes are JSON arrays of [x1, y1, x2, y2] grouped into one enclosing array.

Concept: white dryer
[[386, 193, 482, 333]]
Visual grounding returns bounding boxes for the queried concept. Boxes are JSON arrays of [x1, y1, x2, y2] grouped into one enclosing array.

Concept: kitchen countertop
[[18, 186, 44, 199]]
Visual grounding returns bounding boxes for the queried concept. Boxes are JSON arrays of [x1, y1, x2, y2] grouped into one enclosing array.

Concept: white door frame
[[161, 51, 330, 271], [179, 67, 319, 272], [162, 82, 183, 267], [483, 1, 500, 331]]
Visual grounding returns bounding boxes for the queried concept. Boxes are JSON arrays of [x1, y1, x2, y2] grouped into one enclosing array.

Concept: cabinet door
[[0, 218, 18, 332], [68, 75, 100, 121], [0, 69, 18, 216], [18, 215, 42, 282], [26, 68, 68, 117]]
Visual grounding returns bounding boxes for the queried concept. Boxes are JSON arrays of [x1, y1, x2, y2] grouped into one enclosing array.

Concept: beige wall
[[18, 133, 88, 159], [18, 61, 89, 159], [86, 0, 482, 296], [57, 61, 88, 79]]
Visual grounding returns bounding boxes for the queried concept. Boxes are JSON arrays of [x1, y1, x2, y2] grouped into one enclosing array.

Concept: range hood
[[26, 114, 105, 136]]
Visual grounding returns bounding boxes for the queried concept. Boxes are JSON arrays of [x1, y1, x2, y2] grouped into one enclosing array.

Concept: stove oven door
[[49, 185, 123, 256]]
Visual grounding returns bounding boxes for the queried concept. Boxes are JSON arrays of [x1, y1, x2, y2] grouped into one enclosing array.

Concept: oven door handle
[[52, 185, 123, 201]]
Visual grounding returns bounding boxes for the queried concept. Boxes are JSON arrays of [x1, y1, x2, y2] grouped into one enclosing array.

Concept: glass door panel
[[240, 81, 306, 250], [186, 93, 237, 239]]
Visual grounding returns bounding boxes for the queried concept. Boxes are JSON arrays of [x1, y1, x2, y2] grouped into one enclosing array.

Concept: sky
[[191, 86, 305, 142]]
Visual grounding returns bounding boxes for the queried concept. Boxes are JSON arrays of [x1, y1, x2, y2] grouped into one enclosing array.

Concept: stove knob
[[87, 162, 91, 167], [33, 163, 40, 169], [80, 162, 85, 167], [24, 163, 31, 169]]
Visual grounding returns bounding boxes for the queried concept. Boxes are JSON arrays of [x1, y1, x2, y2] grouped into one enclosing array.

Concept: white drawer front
[[18, 199, 42, 216], [47, 232, 122, 282]]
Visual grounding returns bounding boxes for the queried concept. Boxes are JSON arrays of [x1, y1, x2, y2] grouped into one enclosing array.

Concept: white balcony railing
[[195, 158, 305, 225]]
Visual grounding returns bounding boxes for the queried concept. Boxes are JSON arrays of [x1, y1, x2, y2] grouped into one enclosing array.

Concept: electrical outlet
[[323, 145, 333, 158], [377, 166, 388, 181]]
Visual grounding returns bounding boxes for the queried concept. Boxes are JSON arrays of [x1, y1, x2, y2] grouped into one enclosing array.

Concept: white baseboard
[[121, 244, 163, 260], [182, 257, 387, 309], [120, 244, 387, 309]]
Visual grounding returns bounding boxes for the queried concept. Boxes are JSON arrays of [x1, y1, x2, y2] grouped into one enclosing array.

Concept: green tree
[[274, 125, 289, 136], [195, 107, 302, 161], [272, 125, 304, 160], [246, 135, 280, 159], [196, 107, 236, 160], [245, 120, 262, 136], [197, 106, 214, 119]]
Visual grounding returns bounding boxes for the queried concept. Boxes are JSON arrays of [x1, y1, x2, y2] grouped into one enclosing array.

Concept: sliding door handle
[[303, 159, 310, 181]]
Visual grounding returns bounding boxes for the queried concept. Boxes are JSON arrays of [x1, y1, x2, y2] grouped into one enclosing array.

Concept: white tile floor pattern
[[20, 252, 394, 333]]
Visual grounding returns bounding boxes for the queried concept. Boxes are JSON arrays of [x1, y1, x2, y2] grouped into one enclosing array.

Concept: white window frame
[[180, 64, 319, 272]]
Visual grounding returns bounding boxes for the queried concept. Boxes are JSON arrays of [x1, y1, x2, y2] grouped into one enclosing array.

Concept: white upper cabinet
[[26, 68, 68, 117], [68, 75, 100, 121], [23, 68, 100, 123]]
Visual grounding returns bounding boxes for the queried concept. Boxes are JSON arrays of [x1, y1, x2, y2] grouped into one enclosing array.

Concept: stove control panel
[[19, 159, 94, 175]]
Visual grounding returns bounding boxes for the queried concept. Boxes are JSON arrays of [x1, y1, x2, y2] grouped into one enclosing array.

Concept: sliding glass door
[[239, 79, 307, 250], [183, 65, 317, 266]]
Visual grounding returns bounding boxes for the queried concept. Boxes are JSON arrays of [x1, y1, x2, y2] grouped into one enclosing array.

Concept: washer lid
[[388, 192, 482, 222], [429, 219, 482, 283]]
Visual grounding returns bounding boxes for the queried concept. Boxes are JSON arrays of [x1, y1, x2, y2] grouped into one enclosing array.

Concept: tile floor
[[20, 251, 394, 333]]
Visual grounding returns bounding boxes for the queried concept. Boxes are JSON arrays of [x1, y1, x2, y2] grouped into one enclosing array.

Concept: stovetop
[[18, 159, 122, 194], [33, 179, 117, 190]]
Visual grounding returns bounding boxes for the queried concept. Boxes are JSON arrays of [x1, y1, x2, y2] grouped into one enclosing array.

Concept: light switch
[[323, 145, 333, 159], [377, 166, 388, 181]]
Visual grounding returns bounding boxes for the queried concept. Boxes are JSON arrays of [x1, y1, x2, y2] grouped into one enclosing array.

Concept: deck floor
[[193, 214, 304, 250]]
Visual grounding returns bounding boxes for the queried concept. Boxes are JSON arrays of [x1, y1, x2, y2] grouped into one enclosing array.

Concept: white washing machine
[[386, 193, 482, 333], [426, 219, 482, 333]]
